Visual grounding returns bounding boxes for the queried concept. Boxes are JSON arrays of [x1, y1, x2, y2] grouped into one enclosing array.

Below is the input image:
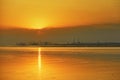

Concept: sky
[[0, 0, 120, 29], [0, 0, 120, 45]]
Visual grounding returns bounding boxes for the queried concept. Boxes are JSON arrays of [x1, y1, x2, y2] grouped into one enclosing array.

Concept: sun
[[30, 22, 47, 29], [32, 24, 46, 29], [28, 20, 49, 29]]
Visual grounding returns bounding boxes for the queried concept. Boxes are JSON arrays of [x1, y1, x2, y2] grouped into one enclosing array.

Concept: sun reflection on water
[[38, 48, 42, 72]]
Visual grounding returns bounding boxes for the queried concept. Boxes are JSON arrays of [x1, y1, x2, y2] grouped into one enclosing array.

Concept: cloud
[[0, 24, 120, 45]]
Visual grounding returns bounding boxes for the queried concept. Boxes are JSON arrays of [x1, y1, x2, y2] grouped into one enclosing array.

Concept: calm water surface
[[0, 47, 120, 80]]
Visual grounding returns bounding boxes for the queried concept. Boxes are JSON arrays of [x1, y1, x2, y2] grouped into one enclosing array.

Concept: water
[[0, 47, 120, 80]]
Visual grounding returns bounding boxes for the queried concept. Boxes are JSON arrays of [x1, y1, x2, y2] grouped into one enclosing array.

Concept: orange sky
[[0, 0, 120, 29]]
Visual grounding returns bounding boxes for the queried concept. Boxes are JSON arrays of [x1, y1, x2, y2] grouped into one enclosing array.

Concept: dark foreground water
[[0, 47, 120, 80]]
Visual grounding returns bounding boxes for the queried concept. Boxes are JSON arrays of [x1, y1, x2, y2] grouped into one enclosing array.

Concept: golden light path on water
[[38, 48, 42, 72]]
